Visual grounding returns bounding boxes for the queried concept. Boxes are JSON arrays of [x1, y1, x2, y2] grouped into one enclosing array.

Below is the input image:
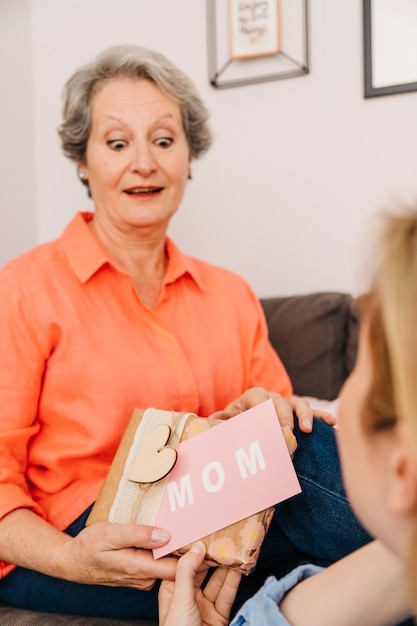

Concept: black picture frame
[[364, 0, 417, 98], [207, 0, 309, 90]]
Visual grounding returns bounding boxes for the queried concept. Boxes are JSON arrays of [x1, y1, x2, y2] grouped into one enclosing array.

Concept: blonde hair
[[366, 206, 417, 611], [376, 209, 417, 455]]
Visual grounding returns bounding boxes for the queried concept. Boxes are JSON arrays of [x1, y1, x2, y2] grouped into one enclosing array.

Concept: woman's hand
[[159, 542, 241, 626], [57, 521, 178, 589], [289, 393, 337, 431], [210, 388, 337, 454], [0, 509, 178, 590]]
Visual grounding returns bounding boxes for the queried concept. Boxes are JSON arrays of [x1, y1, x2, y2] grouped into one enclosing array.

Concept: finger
[[291, 397, 338, 433], [212, 389, 297, 434], [201, 566, 228, 604], [159, 546, 206, 626], [268, 392, 295, 430], [291, 397, 338, 430], [281, 425, 298, 456], [133, 554, 179, 584], [290, 395, 314, 432], [121, 548, 178, 584], [194, 563, 211, 588], [313, 409, 338, 426], [205, 569, 241, 619], [215, 570, 241, 618], [216, 388, 294, 427], [211, 387, 269, 420], [208, 410, 230, 421], [137, 525, 171, 548], [171, 542, 207, 603], [158, 580, 175, 623], [96, 522, 170, 550]]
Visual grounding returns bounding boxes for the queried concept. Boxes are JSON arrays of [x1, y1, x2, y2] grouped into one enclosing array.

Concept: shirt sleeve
[[230, 565, 323, 626], [0, 264, 46, 521]]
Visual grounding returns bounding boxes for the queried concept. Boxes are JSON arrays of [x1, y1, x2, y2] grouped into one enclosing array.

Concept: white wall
[[2, 0, 417, 297], [0, 0, 36, 264]]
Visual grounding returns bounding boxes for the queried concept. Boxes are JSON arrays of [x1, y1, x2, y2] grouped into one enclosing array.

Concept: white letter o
[[202, 461, 225, 493]]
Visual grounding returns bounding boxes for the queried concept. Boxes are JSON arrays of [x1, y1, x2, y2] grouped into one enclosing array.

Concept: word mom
[[166, 440, 265, 513]]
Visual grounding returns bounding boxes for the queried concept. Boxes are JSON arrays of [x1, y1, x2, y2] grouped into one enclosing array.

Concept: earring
[[78, 170, 86, 180]]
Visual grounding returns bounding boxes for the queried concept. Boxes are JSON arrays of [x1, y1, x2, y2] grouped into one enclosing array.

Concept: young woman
[[159, 207, 417, 626]]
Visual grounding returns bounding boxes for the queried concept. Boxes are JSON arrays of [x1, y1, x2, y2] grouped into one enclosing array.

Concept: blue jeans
[[0, 420, 373, 620]]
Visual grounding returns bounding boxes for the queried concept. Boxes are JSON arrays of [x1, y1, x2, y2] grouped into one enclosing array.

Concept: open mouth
[[124, 187, 163, 196]]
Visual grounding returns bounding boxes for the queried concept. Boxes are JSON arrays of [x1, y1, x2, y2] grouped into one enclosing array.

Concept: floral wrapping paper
[[87, 408, 276, 575]]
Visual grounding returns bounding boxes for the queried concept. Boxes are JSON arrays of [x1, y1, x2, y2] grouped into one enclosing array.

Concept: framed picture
[[229, 0, 281, 60], [207, 0, 309, 89], [363, 0, 417, 98]]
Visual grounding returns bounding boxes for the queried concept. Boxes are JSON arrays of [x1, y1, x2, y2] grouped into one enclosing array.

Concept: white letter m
[[166, 475, 194, 512], [235, 441, 266, 479]]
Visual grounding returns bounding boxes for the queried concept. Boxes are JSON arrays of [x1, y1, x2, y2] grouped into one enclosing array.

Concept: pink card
[[153, 399, 301, 558]]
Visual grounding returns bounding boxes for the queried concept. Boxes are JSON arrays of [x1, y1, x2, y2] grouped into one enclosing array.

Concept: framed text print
[[207, 0, 309, 89], [229, 0, 281, 60]]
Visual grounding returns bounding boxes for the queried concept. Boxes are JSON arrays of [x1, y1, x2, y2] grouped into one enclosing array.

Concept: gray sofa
[[0, 291, 359, 626]]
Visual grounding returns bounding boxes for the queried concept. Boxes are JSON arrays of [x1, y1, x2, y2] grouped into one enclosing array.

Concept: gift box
[[87, 407, 276, 574]]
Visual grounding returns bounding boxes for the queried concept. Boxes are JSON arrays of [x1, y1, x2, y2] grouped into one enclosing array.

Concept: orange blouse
[[0, 212, 292, 577]]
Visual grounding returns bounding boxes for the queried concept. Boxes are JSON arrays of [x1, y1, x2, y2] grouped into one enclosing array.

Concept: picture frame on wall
[[363, 0, 417, 98], [229, 0, 281, 61], [207, 0, 309, 89]]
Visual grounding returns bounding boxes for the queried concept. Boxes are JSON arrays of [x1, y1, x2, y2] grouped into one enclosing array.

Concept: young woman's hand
[[159, 542, 241, 626]]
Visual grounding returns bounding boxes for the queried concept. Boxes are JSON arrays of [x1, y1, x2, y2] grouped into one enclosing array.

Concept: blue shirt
[[231, 564, 323, 626]]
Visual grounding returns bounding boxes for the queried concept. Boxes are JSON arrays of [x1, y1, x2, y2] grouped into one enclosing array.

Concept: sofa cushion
[[261, 292, 358, 401]]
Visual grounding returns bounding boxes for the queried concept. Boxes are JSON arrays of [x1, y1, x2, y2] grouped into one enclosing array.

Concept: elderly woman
[[0, 45, 368, 620]]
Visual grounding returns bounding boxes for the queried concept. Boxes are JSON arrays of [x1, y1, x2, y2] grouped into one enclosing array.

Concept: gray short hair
[[57, 45, 213, 171]]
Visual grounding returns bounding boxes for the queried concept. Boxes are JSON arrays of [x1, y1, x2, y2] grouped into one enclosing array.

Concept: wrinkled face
[[81, 77, 191, 234], [337, 321, 412, 558]]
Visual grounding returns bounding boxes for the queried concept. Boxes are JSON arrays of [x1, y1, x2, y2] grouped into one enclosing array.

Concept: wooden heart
[[127, 424, 177, 484]]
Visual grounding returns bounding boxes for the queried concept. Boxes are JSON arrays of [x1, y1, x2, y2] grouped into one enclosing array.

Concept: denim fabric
[[0, 420, 376, 620], [273, 418, 372, 562]]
